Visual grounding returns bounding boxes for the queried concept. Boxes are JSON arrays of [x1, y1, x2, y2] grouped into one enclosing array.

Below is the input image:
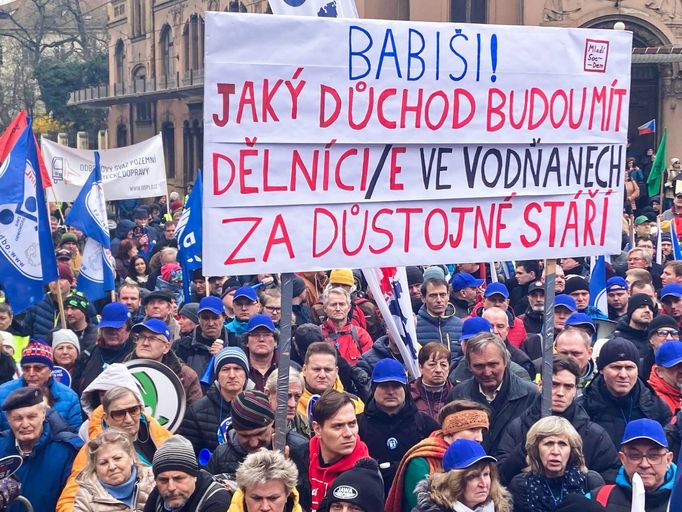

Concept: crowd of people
[[2, 183, 682, 511]]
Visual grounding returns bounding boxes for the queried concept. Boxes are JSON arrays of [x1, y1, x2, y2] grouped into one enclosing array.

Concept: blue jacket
[[0, 377, 82, 431], [0, 414, 83, 512], [415, 304, 463, 359]]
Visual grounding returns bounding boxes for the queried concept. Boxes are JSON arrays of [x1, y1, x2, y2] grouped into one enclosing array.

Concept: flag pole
[[541, 259, 557, 417], [274, 272, 293, 452]]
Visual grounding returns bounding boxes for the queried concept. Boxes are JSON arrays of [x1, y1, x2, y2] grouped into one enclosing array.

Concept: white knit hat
[[52, 329, 80, 354], [0, 331, 14, 349]]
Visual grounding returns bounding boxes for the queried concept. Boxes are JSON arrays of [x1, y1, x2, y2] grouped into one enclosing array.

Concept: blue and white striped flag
[[65, 152, 115, 300]]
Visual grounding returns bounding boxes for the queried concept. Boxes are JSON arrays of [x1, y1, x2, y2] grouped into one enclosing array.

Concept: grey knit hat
[[152, 435, 198, 477]]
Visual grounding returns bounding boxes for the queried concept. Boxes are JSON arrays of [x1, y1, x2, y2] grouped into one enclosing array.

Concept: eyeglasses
[[654, 329, 679, 337], [134, 334, 168, 345], [108, 405, 143, 421], [263, 306, 281, 313], [622, 450, 669, 465], [87, 430, 130, 453], [249, 332, 274, 339]]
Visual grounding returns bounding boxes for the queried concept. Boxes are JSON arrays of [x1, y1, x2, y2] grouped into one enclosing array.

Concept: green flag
[[647, 127, 667, 197]]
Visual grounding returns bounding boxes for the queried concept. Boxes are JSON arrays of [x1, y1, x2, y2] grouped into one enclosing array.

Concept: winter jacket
[[297, 376, 365, 417], [649, 365, 682, 415], [124, 348, 202, 404], [176, 381, 234, 455], [308, 434, 370, 512], [416, 304, 463, 358], [448, 370, 539, 453], [0, 376, 82, 431], [496, 396, 619, 485], [0, 415, 83, 512], [72, 340, 135, 394], [577, 374, 672, 448], [509, 466, 604, 512], [174, 326, 230, 379], [610, 320, 650, 358], [207, 429, 310, 511], [357, 396, 438, 493], [665, 410, 682, 461], [588, 464, 677, 512], [520, 309, 543, 334], [57, 406, 172, 512], [320, 320, 372, 365], [410, 377, 453, 420], [229, 487, 302, 512], [143, 470, 232, 512], [470, 302, 527, 348], [73, 464, 154, 512], [451, 296, 473, 319], [22, 292, 61, 340], [355, 335, 403, 381], [412, 478, 498, 512]]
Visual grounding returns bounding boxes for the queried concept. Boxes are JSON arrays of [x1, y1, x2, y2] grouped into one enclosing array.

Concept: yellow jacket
[[296, 376, 364, 417], [57, 405, 172, 512], [229, 487, 303, 512]]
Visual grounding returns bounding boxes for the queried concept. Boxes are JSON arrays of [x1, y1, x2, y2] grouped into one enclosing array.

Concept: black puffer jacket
[[610, 320, 650, 358], [173, 326, 230, 379], [176, 382, 232, 455], [72, 340, 135, 394], [357, 394, 438, 494], [578, 374, 672, 448], [496, 395, 619, 485], [207, 429, 310, 511]]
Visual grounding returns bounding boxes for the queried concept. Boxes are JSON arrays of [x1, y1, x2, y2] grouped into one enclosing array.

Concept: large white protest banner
[[203, 13, 632, 276], [41, 135, 168, 202]]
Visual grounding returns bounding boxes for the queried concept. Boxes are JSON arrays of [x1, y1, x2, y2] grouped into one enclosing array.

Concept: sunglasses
[[108, 404, 143, 422]]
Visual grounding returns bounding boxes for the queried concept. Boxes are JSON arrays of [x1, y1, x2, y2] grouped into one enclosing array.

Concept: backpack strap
[[595, 484, 615, 507], [196, 481, 227, 512], [349, 325, 362, 354]]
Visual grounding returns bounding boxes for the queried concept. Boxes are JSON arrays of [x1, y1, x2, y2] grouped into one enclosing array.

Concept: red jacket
[[320, 321, 373, 365], [309, 434, 370, 512]]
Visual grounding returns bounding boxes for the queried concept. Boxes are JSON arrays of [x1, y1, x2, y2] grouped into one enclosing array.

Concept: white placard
[[42, 134, 168, 202]]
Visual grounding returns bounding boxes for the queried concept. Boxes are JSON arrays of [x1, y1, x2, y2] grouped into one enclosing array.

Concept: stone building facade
[[70, 0, 682, 191]]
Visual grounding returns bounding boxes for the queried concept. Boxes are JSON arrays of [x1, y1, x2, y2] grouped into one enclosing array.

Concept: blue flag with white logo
[[65, 152, 115, 300], [589, 255, 607, 314], [175, 170, 203, 302], [0, 121, 58, 312], [268, 0, 358, 17]]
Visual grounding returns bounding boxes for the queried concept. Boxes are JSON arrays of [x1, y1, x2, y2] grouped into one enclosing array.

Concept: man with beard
[[450, 272, 484, 319], [610, 294, 656, 358], [519, 281, 545, 334], [145, 435, 231, 512]]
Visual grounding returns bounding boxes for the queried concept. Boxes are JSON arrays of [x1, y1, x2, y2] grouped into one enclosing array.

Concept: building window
[[116, 124, 127, 147], [132, 0, 145, 36], [132, 64, 146, 93], [135, 103, 152, 122], [451, 0, 486, 23], [115, 40, 125, 85], [160, 24, 173, 79], [183, 119, 203, 185], [228, 1, 247, 12], [183, 15, 202, 73], [162, 122, 175, 179]]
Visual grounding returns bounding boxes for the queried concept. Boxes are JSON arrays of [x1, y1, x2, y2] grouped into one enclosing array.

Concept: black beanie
[[556, 494, 606, 512], [318, 458, 384, 512], [626, 293, 656, 319], [647, 314, 679, 337], [597, 337, 640, 371], [406, 266, 424, 285], [563, 276, 589, 295]]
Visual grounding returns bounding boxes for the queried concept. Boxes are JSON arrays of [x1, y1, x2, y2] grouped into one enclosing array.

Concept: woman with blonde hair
[[73, 430, 154, 511], [509, 416, 604, 511], [413, 438, 512, 512]]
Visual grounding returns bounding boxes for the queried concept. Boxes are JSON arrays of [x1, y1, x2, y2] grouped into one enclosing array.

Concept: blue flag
[[672, 221, 682, 261], [0, 122, 58, 313], [65, 152, 115, 301], [175, 170, 203, 302], [589, 255, 607, 314]]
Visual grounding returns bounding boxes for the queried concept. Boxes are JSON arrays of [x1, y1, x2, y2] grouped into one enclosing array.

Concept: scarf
[[384, 430, 449, 512], [100, 465, 138, 507], [648, 366, 681, 415], [516, 465, 587, 511]]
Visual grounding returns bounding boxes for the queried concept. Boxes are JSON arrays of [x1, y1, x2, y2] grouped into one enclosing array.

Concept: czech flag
[[638, 119, 656, 135]]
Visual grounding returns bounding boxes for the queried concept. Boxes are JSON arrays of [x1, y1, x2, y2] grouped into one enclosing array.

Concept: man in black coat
[[496, 354, 619, 485], [206, 390, 310, 511], [357, 358, 438, 493], [447, 332, 539, 453], [578, 337, 672, 449], [609, 293, 656, 358]]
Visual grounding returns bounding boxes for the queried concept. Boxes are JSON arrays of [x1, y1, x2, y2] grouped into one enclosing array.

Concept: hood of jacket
[[80, 363, 143, 416], [115, 220, 135, 239]]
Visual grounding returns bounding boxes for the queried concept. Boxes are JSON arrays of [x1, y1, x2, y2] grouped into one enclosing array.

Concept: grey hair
[[322, 286, 351, 305], [236, 448, 298, 495], [465, 333, 510, 367], [102, 386, 142, 413], [265, 368, 305, 395], [159, 247, 178, 264], [629, 247, 652, 266]]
